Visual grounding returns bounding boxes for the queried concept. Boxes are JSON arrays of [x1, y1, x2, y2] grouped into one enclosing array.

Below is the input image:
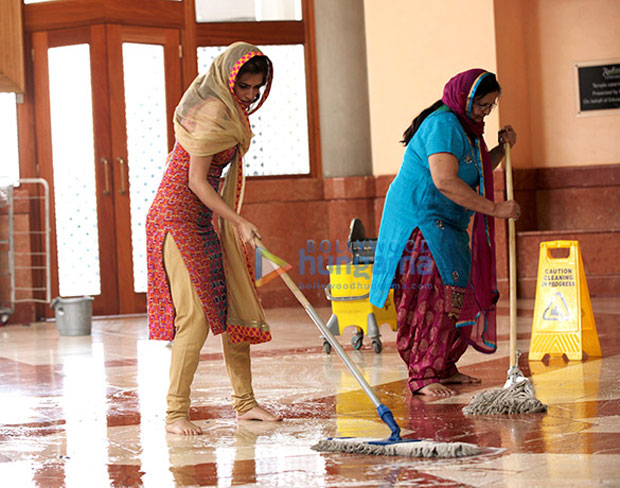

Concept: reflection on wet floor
[[0, 299, 619, 487]]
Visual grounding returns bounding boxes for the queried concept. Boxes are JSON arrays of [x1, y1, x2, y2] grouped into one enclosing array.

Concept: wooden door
[[106, 25, 181, 314], [32, 25, 181, 316]]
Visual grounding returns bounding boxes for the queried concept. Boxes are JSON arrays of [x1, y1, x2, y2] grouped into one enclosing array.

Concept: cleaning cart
[[321, 218, 396, 354], [323, 263, 397, 354]]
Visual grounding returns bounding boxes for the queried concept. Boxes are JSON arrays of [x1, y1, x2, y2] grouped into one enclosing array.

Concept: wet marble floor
[[1, 297, 619, 487]]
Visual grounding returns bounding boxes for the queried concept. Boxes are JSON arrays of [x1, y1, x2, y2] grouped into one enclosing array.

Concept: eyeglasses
[[474, 101, 497, 111]]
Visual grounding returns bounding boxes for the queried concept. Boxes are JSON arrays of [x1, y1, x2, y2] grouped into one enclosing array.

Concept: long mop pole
[[280, 273, 381, 405], [504, 143, 524, 386], [254, 239, 402, 440], [279, 269, 402, 440]]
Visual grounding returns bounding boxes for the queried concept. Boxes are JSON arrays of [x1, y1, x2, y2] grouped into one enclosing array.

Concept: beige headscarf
[[174, 42, 274, 344]]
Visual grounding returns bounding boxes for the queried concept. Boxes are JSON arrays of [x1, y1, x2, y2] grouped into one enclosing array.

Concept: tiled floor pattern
[[1, 298, 619, 487]]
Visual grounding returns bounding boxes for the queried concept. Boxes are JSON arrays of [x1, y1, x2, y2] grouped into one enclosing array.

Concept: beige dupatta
[[173, 42, 273, 344]]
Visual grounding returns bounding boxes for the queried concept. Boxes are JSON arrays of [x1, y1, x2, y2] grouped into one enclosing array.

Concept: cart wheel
[[323, 340, 332, 355], [351, 330, 364, 350], [372, 339, 383, 354]]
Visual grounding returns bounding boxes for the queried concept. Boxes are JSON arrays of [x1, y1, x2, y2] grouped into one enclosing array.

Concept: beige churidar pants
[[163, 233, 258, 424]]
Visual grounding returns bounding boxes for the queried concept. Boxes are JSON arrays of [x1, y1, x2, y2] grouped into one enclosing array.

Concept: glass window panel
[[0, 93, 20, 186], [195, 0, 302, 22], [48, 44, 101, 297], [122, 43, 168, 294], [197, 44, 310, 176]]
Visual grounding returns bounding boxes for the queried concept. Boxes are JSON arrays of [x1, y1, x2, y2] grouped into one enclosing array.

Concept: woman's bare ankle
[[415, 382, 456, 397], [165, 418, 204, 435], [237, 405, 282, 421]]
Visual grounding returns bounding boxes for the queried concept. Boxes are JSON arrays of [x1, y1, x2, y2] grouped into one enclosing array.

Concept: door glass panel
[[48, 44, 101, 297], [0, 93, 20, 185], [122, 43, 168, 294], [197, 44, 310, 176], [195, 0, 302, 22]]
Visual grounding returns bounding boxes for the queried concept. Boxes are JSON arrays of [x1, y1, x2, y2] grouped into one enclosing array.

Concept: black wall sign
[[577, 63, 620, 113]]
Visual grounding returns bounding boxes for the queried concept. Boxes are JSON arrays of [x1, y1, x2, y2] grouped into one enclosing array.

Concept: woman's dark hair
[[401, 100, 444, 146], [238, 55, 270, 80], [475, 72, 501, 100], [400, 73, 502, 146]]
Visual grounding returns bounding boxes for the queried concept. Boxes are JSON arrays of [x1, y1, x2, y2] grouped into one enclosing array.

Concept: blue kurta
[[369, 106, 481, 307]]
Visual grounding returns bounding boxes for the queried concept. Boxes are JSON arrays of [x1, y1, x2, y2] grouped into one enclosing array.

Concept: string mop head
[[311, 437, 481, 458], [462, 366, 547, 415], [311, 404, 481, 458]]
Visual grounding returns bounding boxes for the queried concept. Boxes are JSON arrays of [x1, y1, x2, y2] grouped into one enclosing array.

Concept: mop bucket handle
[[323, 283, 369, 302], [50, 297, 64, 315]]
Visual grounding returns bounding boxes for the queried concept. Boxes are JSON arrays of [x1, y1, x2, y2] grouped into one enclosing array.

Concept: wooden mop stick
[[504, 142, 518, 370]]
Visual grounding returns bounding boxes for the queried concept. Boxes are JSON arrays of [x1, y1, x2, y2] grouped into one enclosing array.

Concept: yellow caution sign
[[529, 240, 601, 361]]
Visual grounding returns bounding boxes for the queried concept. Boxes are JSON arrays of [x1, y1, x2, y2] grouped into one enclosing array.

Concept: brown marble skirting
[[3, 164, 618, 324]]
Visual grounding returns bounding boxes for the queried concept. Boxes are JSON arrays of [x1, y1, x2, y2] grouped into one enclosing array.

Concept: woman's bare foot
[[439, 372, 481, 384], [237, 405, 282, 422], [416, 382, 456, 397], [165, 418, 203, 435]]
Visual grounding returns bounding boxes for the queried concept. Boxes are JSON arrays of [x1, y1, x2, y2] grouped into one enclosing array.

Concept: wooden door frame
[[23, 0, 185, 32], [106, 24, 183, 314], [32, 26, 119, 317]]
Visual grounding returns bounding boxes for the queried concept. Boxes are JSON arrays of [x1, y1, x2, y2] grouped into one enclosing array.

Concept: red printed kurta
[[146, 142, 237, 341]]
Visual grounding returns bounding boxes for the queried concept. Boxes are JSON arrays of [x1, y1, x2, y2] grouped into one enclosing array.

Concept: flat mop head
[[311, 437, 481, 458], [462, 378, 547, 415]]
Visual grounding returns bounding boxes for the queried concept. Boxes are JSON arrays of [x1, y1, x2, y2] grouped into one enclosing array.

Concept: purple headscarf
[[441, 68, 489, 138], [442, 69, 498, 354]]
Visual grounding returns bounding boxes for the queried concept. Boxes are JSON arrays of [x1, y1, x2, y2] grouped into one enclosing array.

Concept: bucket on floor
[[50, 296, 94, 336]]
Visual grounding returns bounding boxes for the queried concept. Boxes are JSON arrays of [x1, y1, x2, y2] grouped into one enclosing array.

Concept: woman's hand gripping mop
[[463, 144, 547, 415], [254, 240, 481, 457]]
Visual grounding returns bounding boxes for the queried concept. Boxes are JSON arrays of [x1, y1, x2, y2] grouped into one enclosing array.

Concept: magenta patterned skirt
[[393, 228, 471, 393]]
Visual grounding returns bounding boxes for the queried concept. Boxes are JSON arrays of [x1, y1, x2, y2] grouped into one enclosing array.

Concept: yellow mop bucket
[[323, 263, 396, 354]]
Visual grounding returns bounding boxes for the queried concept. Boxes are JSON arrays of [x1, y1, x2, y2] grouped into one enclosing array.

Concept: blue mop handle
[[300, 300, 403, 440], [261, 257, 406, 441], [377, 404, 402, 441]]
